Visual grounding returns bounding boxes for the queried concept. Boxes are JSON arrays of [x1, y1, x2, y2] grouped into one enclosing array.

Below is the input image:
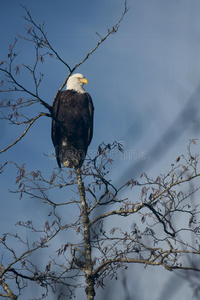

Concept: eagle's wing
[[86, 93, 94, 146], [51, 91, 62, 168]]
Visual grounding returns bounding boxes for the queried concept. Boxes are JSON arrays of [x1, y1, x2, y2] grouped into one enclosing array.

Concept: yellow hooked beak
[[79, 77, 88, 84]]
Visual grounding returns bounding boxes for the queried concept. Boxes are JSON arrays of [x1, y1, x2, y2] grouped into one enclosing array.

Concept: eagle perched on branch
[[51, 73, 94, 168]]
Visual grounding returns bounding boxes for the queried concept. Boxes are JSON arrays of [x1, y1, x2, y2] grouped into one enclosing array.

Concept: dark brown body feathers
[[51, 90, 94, 168]]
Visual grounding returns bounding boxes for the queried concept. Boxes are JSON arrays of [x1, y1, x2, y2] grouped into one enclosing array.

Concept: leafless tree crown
[[1, 2, 200, 300]]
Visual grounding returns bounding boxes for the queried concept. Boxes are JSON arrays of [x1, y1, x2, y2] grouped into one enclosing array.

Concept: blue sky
[[1, 0, 200, 299]]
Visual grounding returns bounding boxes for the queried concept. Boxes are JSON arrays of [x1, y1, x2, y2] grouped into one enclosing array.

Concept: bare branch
[[0, 67, 51, 111], [72, 0, 129, 73], [20, 5, 72, 72], [0, 113, 50, 154], [0, 277, 17, 300]]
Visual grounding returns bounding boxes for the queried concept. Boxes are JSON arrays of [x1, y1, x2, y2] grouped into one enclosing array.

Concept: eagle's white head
[[66, 73, 88, 94]]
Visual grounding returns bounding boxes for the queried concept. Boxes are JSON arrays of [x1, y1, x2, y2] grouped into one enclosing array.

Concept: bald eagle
[[51, 73, 94, 168]]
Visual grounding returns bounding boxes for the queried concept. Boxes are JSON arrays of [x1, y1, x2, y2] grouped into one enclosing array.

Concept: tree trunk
[[76, 168, 95, 300]]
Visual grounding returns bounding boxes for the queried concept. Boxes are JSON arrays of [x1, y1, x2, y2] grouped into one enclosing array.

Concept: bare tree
[[1, 2, 200, 300]]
